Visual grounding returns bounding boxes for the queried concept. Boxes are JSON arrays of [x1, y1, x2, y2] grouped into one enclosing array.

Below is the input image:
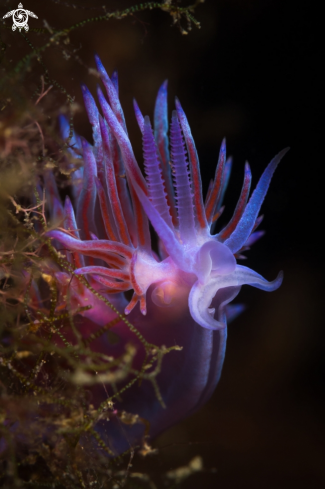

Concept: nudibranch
[[44, 56, 287, 455]]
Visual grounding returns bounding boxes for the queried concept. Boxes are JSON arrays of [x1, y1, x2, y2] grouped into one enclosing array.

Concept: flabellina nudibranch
[[43, 55, 288, 455]]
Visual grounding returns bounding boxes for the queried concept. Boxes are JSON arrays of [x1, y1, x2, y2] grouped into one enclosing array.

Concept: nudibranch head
[[48, 55, 287, 334]]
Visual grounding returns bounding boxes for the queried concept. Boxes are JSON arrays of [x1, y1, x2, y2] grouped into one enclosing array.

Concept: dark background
[[0, 0, 323, 487]]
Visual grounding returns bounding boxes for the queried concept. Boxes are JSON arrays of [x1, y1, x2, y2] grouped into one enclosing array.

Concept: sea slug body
[[42, 56, 288, 455]]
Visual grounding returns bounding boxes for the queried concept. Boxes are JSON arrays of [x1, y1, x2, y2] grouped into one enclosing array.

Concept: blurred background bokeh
[[0, 0, 323, 487]]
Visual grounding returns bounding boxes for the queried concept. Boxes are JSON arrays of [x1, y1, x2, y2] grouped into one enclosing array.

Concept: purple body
[[44, 56, 287, 455]]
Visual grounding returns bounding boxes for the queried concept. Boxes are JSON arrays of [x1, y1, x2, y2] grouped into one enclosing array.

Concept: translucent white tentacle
[[189, 265, 283, 330]]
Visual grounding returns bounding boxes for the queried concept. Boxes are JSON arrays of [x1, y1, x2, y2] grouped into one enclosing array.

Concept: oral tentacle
[[189, 265, 283, 330], [195, 240, 236, 284], [47, 230, 133, 260]]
